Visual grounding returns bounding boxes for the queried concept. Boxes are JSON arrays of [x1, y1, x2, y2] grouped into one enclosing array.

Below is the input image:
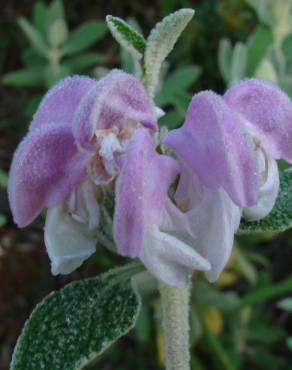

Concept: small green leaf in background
[[230, 42, 247, 85], [218, 38, 232, 85], [48, 18, 68, 49], [44, 64, 70, 86], [170, 91, 192, 116], [64, 52, 105, 72], [239, 168, 292, 233], [18, 17, 48, 57], [247, 321, 284, 345], [159, 111, 182, 129], [156, 64, 201, 106], [269, 46, 286, 77], [232, 246, 257, 285], [2, 67, 44, 87], [255, 58, 278, 83], [245, 0, 274, 27], [230, 276, 292, 311], [32, 2, 47, 37], [62, 20, 107, 55], [10, 264, 142, 370], [246, 25, 273, 76], [201, 327, 236, 370], [46, 0, 66, 33], [21, 48, 44, 68], [282, 33, 292, 64], [144, 8, 195, 98], [106, 15, 146, 59], [46, 0, 68, 48]]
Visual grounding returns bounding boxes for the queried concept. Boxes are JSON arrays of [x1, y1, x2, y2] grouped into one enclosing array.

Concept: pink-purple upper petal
[[30, 76, 95, 131], [163, 91, 258, 207], [114, 128, 179, 257], [73, 70, 157, 150], [8, 124, 88, 227], [224, 79, 292, 163]]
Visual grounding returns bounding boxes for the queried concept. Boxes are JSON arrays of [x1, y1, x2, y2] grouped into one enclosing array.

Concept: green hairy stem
[[159, 282, 191, 370]]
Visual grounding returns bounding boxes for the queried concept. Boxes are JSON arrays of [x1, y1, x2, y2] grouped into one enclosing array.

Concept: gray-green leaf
[[144, 8, 195, 98], [106, 15, 146, 58], [10, 264, 142, 370], [239, 168, 292, 234]]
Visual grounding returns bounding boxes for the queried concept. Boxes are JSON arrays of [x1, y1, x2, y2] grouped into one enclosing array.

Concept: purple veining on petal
[[114, 128, 179, 257], [224, 78, 292, 163], [30, 75, 95, 131], [73, 69, 157, 151], [8, 123, 88, 227], [163, 91, 258, 207]]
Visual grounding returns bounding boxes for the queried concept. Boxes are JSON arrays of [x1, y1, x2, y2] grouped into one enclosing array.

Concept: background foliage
[[1, 1, 292, 369]]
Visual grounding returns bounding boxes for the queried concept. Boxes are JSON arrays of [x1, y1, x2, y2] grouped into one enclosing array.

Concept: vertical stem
[[159, 282, 191, 370]]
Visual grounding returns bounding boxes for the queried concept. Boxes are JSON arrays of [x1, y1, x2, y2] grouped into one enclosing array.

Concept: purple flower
[[114, 91, 247, 286], [8, 69, 156, 275], [115, 79, 292, 287], [162, 80, 292, 284], [114, 128, 211, 286], [9, 70, 292, 288], [223, 79, 292, 220]]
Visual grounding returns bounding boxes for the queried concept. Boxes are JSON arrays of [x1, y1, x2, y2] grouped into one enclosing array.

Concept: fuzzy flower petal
[[243, 156, 279, 221], [8, 123, 88, 227], [66, 179, 100, 230], [224, 79, 292, 163], [113, 128, 179, 257], [30, 76, 95, 131], [163, 91, 258, 207], [45, 205, 96, 275], [139, 225, 211, 287], [162, 184, 241, 282], [73, 70, 157, 150]]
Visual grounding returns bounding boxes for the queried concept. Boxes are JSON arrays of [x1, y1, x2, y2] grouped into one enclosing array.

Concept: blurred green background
[[1, 1, 292, 369]]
